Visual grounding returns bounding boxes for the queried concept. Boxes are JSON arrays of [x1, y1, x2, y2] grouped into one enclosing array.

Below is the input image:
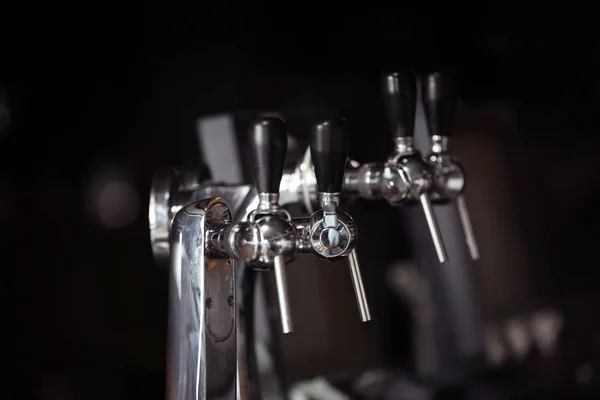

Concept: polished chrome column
[[167, 198, 237, 400], [152, 172, 283, 399]]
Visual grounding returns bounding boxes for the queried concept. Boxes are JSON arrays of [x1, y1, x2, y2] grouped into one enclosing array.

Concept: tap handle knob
[[310, 117, 349, 194], [249, 116, 288, 194], [422, 71, 458, 138], [382, 71, 417, 139]]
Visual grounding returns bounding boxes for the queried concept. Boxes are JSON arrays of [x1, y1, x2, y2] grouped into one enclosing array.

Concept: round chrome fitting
[[427, 152, 466, 200], [308, 209, 357, 259], [396, 153, 435, 199], [251, 215, 297, 270]]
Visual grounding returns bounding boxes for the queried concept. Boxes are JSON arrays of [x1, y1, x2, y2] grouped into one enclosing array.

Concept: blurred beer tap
[[280, 72, 449, 263], [274, 72, 450, 263], [421, 72, 479, 260], [380, 71, 448, 263]]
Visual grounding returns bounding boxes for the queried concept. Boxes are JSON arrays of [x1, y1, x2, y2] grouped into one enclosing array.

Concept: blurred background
[[2, 6, 600, 400]]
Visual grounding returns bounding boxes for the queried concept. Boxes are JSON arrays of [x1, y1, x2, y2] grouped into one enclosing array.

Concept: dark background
[[2, 7, 600, 400]]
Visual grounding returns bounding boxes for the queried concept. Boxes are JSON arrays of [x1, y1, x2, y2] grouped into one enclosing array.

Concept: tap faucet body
[[427, 135, 466, 202]]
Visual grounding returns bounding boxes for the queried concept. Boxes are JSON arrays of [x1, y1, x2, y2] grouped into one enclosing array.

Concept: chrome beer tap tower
[[148, 70, 479, 399]]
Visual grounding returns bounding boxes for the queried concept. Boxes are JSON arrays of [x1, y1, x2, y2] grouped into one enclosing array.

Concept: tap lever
[[422, 71, 458, 139], [420, 194, 448, 263], [249, 116, 288, 201], [457, 194, 480, 260], [310, 117, 349, 195], [348, 249, 371, 322], [382, 71, 417, 145], [274, 254, 293, 333]]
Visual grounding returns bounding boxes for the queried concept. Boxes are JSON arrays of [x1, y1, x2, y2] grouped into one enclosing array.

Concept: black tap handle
[[310, 117, 349, 193], [249, 116, 288, 194], [422, 72, 458, 138], [382, 71, 417, 139]]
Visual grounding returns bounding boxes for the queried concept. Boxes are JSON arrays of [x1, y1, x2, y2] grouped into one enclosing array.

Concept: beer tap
[[310, 118, 371, 322], [421, 72, 480, 260], [382, 71, 448, 263], [246, 116, 296, 334]]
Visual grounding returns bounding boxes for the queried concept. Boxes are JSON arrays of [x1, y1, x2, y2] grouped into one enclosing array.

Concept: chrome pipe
[[168, 198, 237, 399], [155, 177, 286, 400]]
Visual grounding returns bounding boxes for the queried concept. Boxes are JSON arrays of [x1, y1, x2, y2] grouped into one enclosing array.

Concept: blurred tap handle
[[421, 71, 458, 138], [382, 71, 417, 139]]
